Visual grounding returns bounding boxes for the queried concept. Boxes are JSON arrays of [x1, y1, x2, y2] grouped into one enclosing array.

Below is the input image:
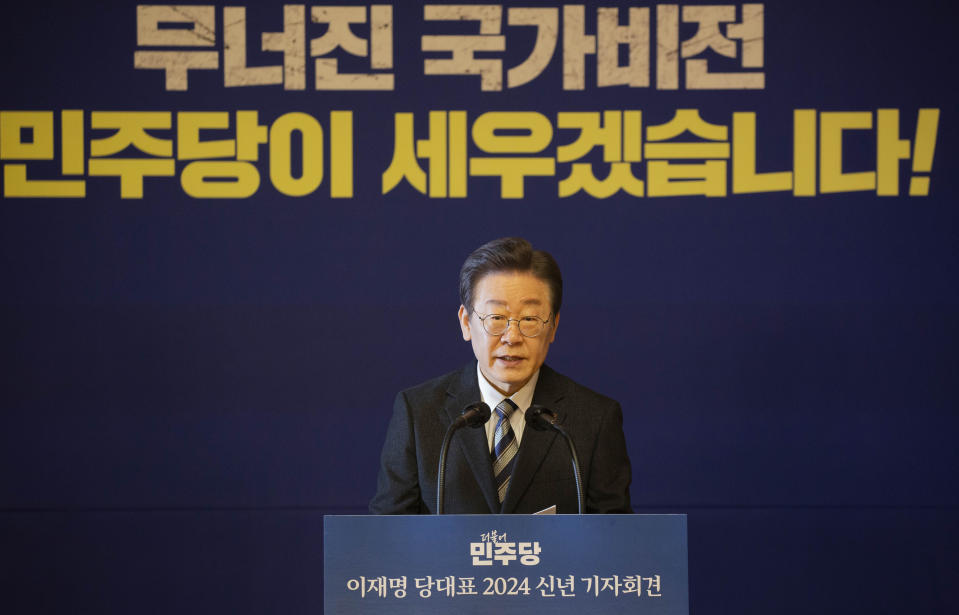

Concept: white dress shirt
[[476, 363, 540, 453]]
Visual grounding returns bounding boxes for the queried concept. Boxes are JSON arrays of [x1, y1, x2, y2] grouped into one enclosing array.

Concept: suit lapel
[[500, 365, 567, 514], [438, 363, 499, 514]]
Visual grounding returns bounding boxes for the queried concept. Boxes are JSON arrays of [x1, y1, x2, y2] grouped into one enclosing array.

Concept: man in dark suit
[[370, 237, 632, 514]]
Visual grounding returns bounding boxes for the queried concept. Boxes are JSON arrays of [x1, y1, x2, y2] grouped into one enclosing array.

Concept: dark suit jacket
[[369, 362, 632, 514]]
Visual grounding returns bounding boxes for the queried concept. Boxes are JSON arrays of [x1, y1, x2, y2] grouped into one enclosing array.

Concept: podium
[[325, 514, 688, 614]]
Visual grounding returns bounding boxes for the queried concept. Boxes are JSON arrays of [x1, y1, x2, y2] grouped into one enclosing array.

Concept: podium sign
[[324, 514, 688, 614]]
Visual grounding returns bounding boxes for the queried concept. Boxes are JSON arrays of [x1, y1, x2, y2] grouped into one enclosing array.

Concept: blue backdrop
[[2, 1, 957, 613]]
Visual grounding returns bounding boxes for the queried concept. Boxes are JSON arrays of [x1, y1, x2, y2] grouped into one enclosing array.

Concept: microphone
[[525, 405, 561, 431], [436, 402, 491, 514], [457, 402, 493, 429], [526, 405, 585, 514]]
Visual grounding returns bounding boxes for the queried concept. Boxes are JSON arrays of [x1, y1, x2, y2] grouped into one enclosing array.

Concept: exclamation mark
[[909, 108, 940, 196]]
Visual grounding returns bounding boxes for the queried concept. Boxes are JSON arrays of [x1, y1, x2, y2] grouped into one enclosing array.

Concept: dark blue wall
[[2, 1, 957, 613]]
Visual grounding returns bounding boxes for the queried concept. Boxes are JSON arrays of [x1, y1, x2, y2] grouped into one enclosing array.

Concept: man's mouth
[[496, 355, 524, 364]]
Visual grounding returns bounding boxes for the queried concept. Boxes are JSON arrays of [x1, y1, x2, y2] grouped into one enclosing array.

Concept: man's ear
[[458, 305, 472, 341], [548, 311, 560, 343]]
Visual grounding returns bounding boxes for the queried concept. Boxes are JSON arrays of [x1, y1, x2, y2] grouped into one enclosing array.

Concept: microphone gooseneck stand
[[436, 402, 491, 514], [526, 404, 585, 514]]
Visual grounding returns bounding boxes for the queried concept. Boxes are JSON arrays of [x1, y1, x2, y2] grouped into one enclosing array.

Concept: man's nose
[[501, 320, 524, 342]]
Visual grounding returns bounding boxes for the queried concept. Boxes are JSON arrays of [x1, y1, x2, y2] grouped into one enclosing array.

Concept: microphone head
[[525, 404, 559, 431], [461, 402, 492, 428]]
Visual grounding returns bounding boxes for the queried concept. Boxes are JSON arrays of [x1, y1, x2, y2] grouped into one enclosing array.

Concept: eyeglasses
[[473, 310, 553, 338]]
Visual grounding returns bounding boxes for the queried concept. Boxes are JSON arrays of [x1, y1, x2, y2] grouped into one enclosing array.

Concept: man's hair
[[459, 237, 563, 316]]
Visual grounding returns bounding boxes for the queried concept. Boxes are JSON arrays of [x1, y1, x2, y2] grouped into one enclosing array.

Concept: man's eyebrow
[[482, 298, 543, 306]]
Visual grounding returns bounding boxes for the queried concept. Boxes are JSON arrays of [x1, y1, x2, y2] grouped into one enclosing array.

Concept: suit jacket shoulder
[[369, 363, 494, 514]]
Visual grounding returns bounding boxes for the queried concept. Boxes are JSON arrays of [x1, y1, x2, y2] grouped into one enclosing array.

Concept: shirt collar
[[475, 363, 540, 415]]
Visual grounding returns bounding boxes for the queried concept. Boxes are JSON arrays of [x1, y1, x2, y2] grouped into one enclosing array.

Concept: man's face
[[458, 271, 559, 396]]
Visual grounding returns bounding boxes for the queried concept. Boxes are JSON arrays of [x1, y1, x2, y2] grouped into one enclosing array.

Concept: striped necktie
[[492, 398, 519, 504]]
